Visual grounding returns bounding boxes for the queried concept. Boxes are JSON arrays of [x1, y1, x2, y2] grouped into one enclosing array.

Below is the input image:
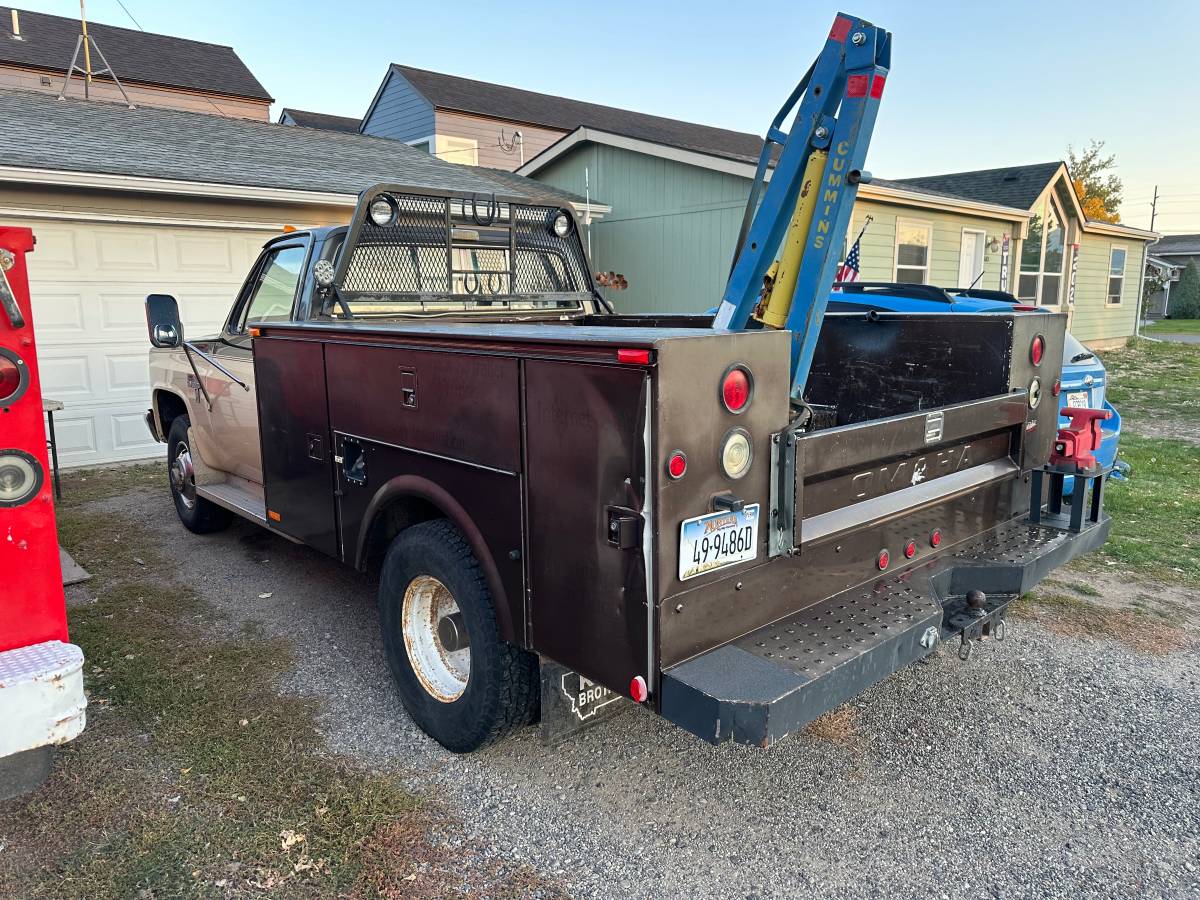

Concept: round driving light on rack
[[0, 449, 43, 507], [720, 365, 753, 413], [551, 211, 573, 238], [1028, 376, 1042, 410], [368, 194, 398, 227], [667, 450, 688, 480], [1030, 334, 1045, 366], [0, 348, 29, 407], [719, 428, 753, 479]]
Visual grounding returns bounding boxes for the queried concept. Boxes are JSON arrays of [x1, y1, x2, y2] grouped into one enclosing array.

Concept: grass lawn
[[0, 467, 561, 900], [1100, 337, 1200, 435], [1143, 319, 1200, 335]]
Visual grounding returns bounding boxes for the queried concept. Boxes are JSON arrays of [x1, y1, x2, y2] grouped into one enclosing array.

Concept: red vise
[[1049, 406, 1111, 472]]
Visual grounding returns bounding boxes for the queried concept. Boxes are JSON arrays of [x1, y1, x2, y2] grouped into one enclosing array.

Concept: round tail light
[[0, 349, 29, 407], [903, 540, 917, 559], [0, 449, 43, 507], [930, 529, 943, 548], [667, 450, 688, 479], [876, 549, 890, 571], [719, 428, 753, 479], [629, 675, 649, 703], [1030, 334, 1045, 366], [720, 365, 753, 413]]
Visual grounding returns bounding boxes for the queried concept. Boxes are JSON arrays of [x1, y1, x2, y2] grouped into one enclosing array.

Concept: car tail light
[[876, 549, 890, 571], [667, 450, 688, 479], [629, 675, 649, 703], [930, 529, 943, 548], [903, 539, 917, 559], [0, 449, 43, 507], [720, 365, 752, 413], [1030, 334, 1045, 366], [0, 354, 21, 403], [1013, 305, 1038, 312]]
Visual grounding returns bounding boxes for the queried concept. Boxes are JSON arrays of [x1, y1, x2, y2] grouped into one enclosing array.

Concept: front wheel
[[166, 416, 231, 534], [378, 519, 538, 752]]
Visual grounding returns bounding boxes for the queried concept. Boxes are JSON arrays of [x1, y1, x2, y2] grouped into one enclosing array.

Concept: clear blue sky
[[20, 0, 1200, 232]]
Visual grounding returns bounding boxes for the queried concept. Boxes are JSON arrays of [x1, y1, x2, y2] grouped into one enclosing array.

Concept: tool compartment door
[[254, 336, 338, 556], [525, 359, 649, 695]]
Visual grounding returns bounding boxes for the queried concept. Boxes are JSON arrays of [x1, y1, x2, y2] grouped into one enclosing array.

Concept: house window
[[409, 140, 431, 154], [435, 135, 479, 166], [1017, 196, 1068, 305], [894, 219, 932, 284], [1107, 246, 1127, 305]]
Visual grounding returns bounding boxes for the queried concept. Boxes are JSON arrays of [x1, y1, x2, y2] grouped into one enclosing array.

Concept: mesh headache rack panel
[[332, 186, 594, 311]]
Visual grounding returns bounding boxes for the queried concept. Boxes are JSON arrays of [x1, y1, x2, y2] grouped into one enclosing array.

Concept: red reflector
[[667, 451, 687, 480], [903, 540, 917, 560], [930, 529, 943, 548], [876, 549, 890, 571], [617, 348, 651, 365], [629, 675, 648, 703], [721, 366, 752, 413], [870, 74, 886, 99], [1031, 335, 1045, 366], [0, 356, 20, 402], [829, 15, 852, 42], [846, 74, 869, 98], [1052, 379, 1062, 397]]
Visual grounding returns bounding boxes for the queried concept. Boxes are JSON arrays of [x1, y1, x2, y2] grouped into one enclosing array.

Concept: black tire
[[166, 416, 232, 534], [378, 519, 538, 752]]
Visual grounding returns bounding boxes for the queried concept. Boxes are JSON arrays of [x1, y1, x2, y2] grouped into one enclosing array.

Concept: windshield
[[330, 190, 594, 317], [1064, 331, 1095, 363]]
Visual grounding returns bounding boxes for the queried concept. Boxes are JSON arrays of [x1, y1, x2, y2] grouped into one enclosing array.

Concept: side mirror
[[145, 294, 183, 348]]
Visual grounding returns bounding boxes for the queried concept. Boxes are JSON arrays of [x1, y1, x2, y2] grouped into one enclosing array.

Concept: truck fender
[[355, 475, 517, 644]]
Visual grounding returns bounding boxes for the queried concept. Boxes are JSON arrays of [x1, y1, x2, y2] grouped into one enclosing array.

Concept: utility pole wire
[[115, 0, 144, 30], [1134, 185, 1157, 339]]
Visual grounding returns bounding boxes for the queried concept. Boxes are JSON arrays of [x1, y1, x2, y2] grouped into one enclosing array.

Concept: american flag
[[834, 234, 862, 289]]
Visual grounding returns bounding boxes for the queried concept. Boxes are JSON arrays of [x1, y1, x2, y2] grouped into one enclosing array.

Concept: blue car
[[828, 282, 1124, 484]]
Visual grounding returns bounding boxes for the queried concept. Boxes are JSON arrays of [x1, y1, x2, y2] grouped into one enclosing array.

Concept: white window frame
[[435, 134, 479, 166], [1107, 244, 1127, 306], [1016, 194, 1070, 307], [893, 218, 933, 284]]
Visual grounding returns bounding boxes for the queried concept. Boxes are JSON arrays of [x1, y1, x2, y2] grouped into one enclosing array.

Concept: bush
[[1171, 260, 1200, 319]]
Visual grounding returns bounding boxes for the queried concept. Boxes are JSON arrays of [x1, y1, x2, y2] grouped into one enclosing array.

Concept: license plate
[[1066, 391, 1090, 409], [678, 504, 760, 581]]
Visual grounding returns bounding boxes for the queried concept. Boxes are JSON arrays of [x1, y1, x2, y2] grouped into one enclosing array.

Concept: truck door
[[201, 241, 308, 483]]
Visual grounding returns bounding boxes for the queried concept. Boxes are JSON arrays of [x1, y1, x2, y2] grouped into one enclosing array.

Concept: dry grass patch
[[1012, 593, 1193, 655]]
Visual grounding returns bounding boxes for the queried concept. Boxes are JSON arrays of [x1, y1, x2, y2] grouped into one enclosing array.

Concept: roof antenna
[[58, 0, 135, 108]]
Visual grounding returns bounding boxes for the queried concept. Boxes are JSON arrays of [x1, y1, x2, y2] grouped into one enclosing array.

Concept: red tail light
[[1030, 334, 1045, 366], [1052, 378, 1062, 397], [667, 450, 688, 479], [876, 549, 890, 571], [0, 355, 20, 403], [1013, 305, 1038, 312], [903, 540, 917, 559], [721, 365, 752, 413], [930, 529, 943, 548], [629, 675, 649, 703], [617, 348, 651, 365]]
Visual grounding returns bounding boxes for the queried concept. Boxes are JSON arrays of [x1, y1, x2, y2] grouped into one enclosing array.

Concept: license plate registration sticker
[[1066, 391, 1090, 409], [678, 504, 760, 581]]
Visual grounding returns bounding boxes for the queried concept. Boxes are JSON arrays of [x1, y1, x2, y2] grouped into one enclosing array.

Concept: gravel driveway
[[111, 482, 1200, 898]]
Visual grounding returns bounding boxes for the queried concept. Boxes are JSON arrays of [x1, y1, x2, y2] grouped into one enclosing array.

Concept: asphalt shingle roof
[[279, 108, 361, 133], [891, 162, 1063, 211], [0, 6, 271, 101], [1151, 234, 1200, 256], [0, 88, 584, 206], [392, 64, 767, 165]]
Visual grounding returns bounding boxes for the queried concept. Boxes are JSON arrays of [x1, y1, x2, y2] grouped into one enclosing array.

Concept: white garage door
[[25, 219, 279, 466]]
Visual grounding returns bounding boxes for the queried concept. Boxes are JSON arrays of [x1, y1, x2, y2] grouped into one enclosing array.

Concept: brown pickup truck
[[145, 185, 1111, 752]]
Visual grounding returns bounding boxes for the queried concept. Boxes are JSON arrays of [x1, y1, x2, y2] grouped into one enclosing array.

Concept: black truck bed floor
[[660, 512, 1112, 747]]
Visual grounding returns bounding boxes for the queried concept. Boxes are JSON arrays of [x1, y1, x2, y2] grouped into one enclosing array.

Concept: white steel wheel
[[402, 575, 471, 702]]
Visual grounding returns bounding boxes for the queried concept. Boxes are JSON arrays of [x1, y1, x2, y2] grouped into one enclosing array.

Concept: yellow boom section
[[754, 149, 827, 329]]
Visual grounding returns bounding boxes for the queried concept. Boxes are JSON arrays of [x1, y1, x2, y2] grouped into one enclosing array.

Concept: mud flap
[[538, 658, 629, 746]]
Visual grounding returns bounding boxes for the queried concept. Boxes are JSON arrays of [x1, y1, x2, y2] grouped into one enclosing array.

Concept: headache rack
[[331, 185, 596, 314]]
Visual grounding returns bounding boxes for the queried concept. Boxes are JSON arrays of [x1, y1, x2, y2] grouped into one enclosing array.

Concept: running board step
[[196, 482, 268, 527]]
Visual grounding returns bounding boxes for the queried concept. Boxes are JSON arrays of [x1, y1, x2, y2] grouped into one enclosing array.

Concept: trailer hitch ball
[[967, 589, 987, 610]]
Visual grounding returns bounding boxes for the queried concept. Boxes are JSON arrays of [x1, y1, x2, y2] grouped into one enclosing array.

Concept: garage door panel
[[28, 220, 278, 465]]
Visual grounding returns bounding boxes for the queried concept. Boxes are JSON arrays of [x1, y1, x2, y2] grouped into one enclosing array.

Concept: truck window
[[238, 245, 306, 331]]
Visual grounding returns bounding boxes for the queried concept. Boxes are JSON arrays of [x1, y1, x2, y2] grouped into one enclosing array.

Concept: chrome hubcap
[[402, 575, 470, 702], [171, 442, 196, 510]]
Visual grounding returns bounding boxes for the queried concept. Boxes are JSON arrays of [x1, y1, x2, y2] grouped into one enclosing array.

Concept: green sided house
[[521, 131, 1156, 349]]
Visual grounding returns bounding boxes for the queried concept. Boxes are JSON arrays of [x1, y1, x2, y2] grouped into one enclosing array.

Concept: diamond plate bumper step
[[660, 514, 1111, 747]]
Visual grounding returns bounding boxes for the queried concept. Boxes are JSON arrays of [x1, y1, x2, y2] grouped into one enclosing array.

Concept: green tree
[[1068, 140, 1123, 223], [1171, 260, 1200, 319]]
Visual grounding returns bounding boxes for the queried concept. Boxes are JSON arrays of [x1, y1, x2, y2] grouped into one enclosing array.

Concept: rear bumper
[[660, 511, 1110, 747]]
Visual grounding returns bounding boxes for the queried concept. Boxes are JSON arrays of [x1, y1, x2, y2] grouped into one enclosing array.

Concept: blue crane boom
[[712, 12, 891, 405]]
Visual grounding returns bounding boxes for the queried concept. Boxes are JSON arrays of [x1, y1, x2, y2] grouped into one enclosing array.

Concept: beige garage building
[[0, 88, 590, 465]]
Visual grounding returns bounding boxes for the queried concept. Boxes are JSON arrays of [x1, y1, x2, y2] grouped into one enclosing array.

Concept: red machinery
[[1050, 406, 1113, 472], [0, 226, 86, 799]]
